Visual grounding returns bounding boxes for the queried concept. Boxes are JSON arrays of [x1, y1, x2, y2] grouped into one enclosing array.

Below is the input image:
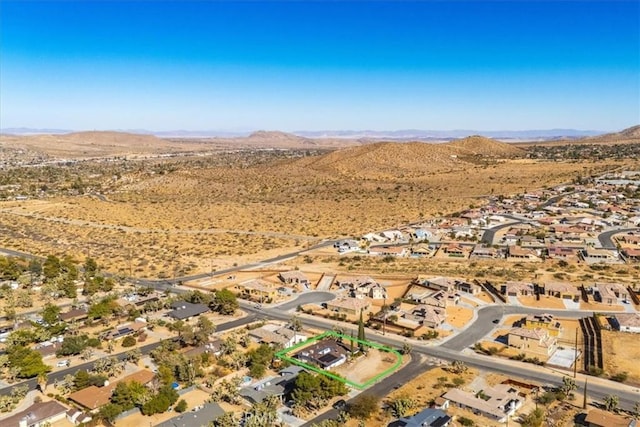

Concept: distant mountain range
[[0, 127, 605, 141]]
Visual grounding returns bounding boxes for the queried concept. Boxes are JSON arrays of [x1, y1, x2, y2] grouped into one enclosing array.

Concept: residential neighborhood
[[0, 171, 638, 427]]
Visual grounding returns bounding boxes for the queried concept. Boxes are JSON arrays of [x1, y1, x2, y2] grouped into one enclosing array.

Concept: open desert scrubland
[[0, 144, 635, 277]]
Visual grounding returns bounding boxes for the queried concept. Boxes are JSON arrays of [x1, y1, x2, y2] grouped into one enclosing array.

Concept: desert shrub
[[175, 399, 187, 413], [611, 372, 628, 382], [121, 336, 136, 347]]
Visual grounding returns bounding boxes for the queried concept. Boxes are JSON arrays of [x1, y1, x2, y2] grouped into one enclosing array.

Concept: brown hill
[[520, 125, 640, 147], [297, 141, 467, 178], [582, 125, 640, 143], [201, 130, 359, 149], [444, 135, 524, 157]]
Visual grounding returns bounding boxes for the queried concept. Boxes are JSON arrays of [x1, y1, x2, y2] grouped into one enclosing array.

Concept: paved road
[[135, 240, 336, 287], [275, 292, 336, 311], [441, 305, 592, 351], [252, 305, 640, 411], [480, 214, 528, 245], [598, 228, 640, 249], [301, 355, 432, 427]]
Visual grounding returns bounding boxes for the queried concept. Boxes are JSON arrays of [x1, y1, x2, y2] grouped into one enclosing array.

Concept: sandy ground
[[445, 306, 474, 329], [580, 301, 624, 312], [518, 295, 567, 309], [600, 330, 640, 384], [333, 348, 402, 385]]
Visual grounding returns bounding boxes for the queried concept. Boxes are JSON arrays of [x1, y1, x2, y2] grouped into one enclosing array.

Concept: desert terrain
[[0, 130, 638, 278]]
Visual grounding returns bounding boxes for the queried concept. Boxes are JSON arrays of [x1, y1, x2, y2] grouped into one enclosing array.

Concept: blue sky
[[1, 1, 638, 132]]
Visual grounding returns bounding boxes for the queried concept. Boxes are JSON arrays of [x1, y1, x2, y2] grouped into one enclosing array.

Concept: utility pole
[[574, 327, 579, 378], [383, 297, 387, 336]]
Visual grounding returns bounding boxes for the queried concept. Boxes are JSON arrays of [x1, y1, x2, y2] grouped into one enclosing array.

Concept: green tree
[[7, 345, 50, 378], [98, 403, 123, 423], [175, 399, 188, 413], [122, 336, 136, 348], [211, 289, 238, 315], [348, 394, 379, 420], [357, 310, 366, 351], [83, 257, 99, 277], [41, 303, 61, 326], [57, 336, 89, 357], [247, 343, 274, 379], [42, 255, 61, 281]]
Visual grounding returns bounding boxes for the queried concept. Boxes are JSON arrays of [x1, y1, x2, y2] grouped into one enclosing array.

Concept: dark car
[[333, 399, 347, 411], [492, 319, 500, 324]]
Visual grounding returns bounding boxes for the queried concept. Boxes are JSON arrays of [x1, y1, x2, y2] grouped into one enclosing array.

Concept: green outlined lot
[[274, 330, 403, 389]]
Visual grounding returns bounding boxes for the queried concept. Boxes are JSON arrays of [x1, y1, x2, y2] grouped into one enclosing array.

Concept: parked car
[[333, 399, 347, 411], [56, 360, 70, 368]]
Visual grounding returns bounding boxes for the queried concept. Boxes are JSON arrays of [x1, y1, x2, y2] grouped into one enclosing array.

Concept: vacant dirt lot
[[600, 330, 640, 384], [333, 348, 402, 385]]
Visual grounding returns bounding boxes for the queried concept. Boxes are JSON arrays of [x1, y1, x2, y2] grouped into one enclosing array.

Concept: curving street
[[1, 242, 640, 415]]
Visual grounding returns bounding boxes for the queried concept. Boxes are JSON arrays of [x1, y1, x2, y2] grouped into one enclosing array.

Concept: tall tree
[[357, 310, 366, 351], [211, 289, 238, 315]]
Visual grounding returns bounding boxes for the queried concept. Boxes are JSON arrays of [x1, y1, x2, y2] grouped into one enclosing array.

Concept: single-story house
[[102, 321, 146, 340], [369, 245, 407, 257], [326, 297, 371, 315], [594, 282, 628, 304], [507, 246, 541, 262], [66, 408, 92, 425], [584, 408, 637, 427], [248, 324, 306, 348], [391, 407, 451, 427], [278, 271, 310, 288], [581, 248, 619, 264], [59, 308, 89, 323], [294, 339, 349, 370], [407, 305, 447, 329], [240, 366, 305, 405], [611, 313, 640, 333], [68, 369, 155, 412], [443, 384, 523, 423], [501, 281, 535, 297], [167, 301, 209, 321], [470, 244, 500, 259], [2, 400, 68, 427], [155, 403, 226, 427], [542, 282, 581, 301]]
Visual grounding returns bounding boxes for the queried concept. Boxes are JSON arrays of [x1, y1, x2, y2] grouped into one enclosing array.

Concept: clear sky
[[1, 0, 638, 132]]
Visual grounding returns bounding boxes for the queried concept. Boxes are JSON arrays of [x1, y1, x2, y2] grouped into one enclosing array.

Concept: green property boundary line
[[274, 330, 403, 390]]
